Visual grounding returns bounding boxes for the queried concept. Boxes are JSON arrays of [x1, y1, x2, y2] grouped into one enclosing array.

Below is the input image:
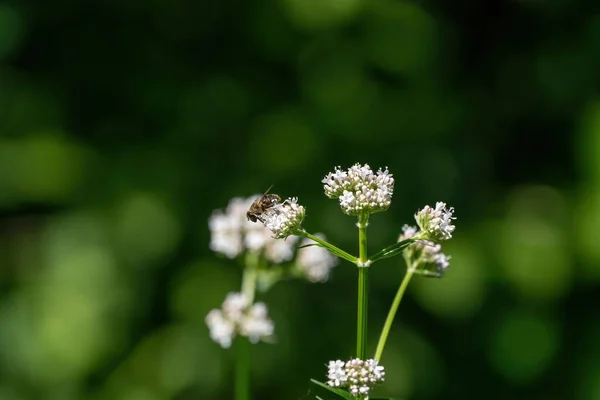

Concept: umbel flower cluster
[[205, 292, 274, 348], [322, 163, 394, 216], [397, 202, 455, 276], [399, 224, 451, 276], [327, 358, 385, 397], [414, 201, 456, 241], [262, 197, 306, 239], [208, 195, 335, 281]]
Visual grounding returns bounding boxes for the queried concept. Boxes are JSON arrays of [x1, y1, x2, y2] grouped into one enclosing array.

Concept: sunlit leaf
[[310, 379, 352, 399]]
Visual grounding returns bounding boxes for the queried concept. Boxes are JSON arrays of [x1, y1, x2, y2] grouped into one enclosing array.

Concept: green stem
[[235, 253, 260, 400], [294, 229, 358, 265], [373, 262, 416, 362], [235, 337, 251, 400], [242, 253, 259, 303], [357, 214, 369, 360]]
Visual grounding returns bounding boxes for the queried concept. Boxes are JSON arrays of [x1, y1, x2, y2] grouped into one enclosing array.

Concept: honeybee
[[246, 186, 281, 223]]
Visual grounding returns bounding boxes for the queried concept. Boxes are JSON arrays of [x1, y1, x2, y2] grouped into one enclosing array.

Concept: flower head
[[205, 292, 274, 348], [327, 358, 385, 397], [239, 302, 275, 344], [414, 202, 456, 241], [322, 163, 394, 216], [295, 234, 338, 282], [261, 197, 306, 239], [209, 195, 298, 262], [399, 225, 451, 277]]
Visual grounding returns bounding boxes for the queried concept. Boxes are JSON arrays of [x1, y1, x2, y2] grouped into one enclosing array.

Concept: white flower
[[296, 234, 338, 282], [326, 358, 385, 398], [327, 360, 348, 387], [222, 292, 249, 321], [265, 235, 299, 264], [414, 201, 456, 241], [209, 211, 243, 258], [322, 163, 394, 216], [208, 195, 296, 263], [205, 309, 235, 348], [239, 302, 275, 343], [398, 224, 419, 241], [399, 225, 451, 276], [262, 197, 306, 239], [205, 292, 275, 348]]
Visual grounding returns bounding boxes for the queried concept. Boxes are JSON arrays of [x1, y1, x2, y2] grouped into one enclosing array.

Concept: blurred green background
[[1, 0, 600, 399]]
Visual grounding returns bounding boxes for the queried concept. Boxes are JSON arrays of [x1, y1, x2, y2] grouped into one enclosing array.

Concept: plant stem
[[373, 262, 415, 362], [235, 253, 259, 400], [294, 229, 358, 265], [357, 214, 369, 360], [242, 253, 259, 303], [235, 337, 251, 400]]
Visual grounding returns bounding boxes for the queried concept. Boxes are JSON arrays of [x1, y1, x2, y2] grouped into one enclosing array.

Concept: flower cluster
[[209, 195, 298, 262], [295, 234, 338, 282], [262, 197, 306, 239], [322, 163, 394, 216], [205, 292, 274, 348], [327, 358, 385, 397], [399, 225, 450, 277], [414, 202, 456, 241]]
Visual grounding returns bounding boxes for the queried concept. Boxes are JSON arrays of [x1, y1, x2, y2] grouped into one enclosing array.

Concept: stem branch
[[357, 214, 369, 360], [235, 253, 260, 400], [374, 262, 415, 362], [295, 229, 358, 265]]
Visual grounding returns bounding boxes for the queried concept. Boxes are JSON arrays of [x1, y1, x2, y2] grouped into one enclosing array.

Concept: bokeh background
[[1, 0, 600, 399]]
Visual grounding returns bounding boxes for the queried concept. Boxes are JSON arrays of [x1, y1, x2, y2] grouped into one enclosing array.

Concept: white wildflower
[[205, 309, 235, 348], [322, 163, 394, 216], [262, 197, 306, 239], [265, 235, 299, 263], [208, 195, 296, 263], [239, 302, 275, 343], [399, 225, 451, 277], [221, 292, 249, 322], [327, 360, 347, 387], [296, 234, 338, 282], [208, 211, 243, 258], [326, 358, 385, 398], [205, 292, 274, 348], [414, 201, 456, 241]]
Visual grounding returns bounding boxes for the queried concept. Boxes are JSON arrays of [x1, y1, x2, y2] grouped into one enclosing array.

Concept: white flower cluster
[[327, 358, 385, 397], [209, 195, 298, 263], [295, 234, 338, 282], [399, 225, 450, 276], [322, 163, 394, 216], [262, 197, 306, 239], [414, 201, 456, 241], [205, 292, 274, 348]]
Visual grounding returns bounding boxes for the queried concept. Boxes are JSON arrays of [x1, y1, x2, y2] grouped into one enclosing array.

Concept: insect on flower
[[246, 185, 281, 223]]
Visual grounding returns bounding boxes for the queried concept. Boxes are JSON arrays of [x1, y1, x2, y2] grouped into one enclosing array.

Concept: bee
[[246, 186, 281, 223]]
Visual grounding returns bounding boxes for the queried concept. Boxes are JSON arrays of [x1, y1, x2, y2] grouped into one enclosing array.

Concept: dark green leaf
[[297, 243, 322, 249], [310, 379, 353, 399], [370, 239, 415, 263]]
